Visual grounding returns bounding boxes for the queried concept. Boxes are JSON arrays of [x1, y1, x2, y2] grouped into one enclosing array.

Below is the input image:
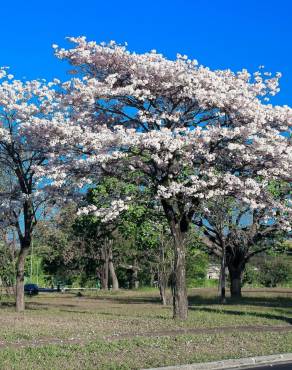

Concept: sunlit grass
[[0, 288, 291, 369]]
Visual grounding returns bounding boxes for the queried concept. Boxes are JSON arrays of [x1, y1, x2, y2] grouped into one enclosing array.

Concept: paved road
[[233, 363, 292, 370]]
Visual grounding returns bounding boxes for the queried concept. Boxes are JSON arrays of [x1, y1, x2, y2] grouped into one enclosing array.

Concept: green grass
[[0, 288, 291, 369]]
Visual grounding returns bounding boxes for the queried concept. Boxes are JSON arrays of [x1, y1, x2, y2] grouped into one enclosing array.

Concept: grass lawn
[[0, 288, 291, 369]]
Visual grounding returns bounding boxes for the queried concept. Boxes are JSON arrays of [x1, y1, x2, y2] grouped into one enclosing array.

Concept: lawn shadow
[[25, 301, 78, 311], [189, 306, 292, 325], [87, 295, 162, 305], [0, 302, 15, 308], [188, 294, 292, 309]]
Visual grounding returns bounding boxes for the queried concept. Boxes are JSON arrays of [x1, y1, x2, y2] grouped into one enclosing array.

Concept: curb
[[144, 353, 292, 370]]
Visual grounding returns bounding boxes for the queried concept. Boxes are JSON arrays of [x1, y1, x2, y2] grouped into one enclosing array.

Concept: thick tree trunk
[[172, 226, 188, 320], [228, 265, 244, 298], [16, 245, 29, 312], [161, 200, 189, 320], [108, 245, 119, 291]]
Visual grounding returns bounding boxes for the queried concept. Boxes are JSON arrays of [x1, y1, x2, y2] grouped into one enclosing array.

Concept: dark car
[[24, 283, 39, 295]]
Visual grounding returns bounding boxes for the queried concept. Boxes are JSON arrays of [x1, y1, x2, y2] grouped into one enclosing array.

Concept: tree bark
[[228, 265, 244, 298], [108, 244, 119, 291], [149, 268, 155, 287], [159, 281, 167, 305], [161, 200, 189, 320], [171, 225, 188, 320], [158, 240, 171, 305], [219, 243, 226, 304], [100, 243, 109, 290], [128, 258, 139, 289], [15, 198, 34, 312], [16, 245, 29, 312]]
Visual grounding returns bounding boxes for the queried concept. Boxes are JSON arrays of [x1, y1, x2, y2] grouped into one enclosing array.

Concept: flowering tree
[[75, 176, 137, 290], [0, 69, 59, 311], [195, 188, 291, 299], [33, 37, 292, 319]]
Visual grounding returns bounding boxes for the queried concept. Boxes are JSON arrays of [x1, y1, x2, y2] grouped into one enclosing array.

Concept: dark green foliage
[[242, 265, 260, 286], [186, 230, 209, 287], [258, 258, 291, 287], [186, 250, 209, 287], [0, 243, 16, 287]]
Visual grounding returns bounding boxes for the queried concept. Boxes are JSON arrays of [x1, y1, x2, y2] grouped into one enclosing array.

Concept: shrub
[[186, 249, 209, 287], [242, 265, 260, 287], [258, 258, 291, 287]]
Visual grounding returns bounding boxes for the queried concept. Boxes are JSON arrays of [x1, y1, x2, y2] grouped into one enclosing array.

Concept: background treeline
[[0, 177, 291, 300]]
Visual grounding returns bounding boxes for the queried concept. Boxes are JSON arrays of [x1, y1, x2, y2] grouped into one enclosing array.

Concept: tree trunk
[[219, 244, 226, 304], [108, 244, 119, 291], [172, 226, 188, 320], [159, 281, 167, 305], [133, 270, 139, 289], [158, 242, 170, 305], [100, 244, 109, 290], [161, 200, 189, 320], [16, 245, 29, 312], [129, 258, 139, 289], [228, 265, 244, 298], [149, 268, 155, 287]]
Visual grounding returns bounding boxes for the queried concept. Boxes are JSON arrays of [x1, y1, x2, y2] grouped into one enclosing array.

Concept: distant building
[[207, 264, 220, 279]]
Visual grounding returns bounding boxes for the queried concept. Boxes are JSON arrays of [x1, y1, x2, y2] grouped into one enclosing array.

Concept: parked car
[[24, 283, 39, 295]]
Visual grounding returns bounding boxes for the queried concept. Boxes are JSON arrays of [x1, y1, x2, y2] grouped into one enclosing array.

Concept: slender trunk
[[134, 270, 139, 289], [129, 258, 139, 289], [15, 197, 34, 312], [219, 244, 226, 304], [149, 268, 155, 287], [108, 244, 119, 291], [158, 241, 169, 305], [16, 245, 29, 312], [100, 243, 109, 290], [159, 280, 167, 305], [228, 265, 244, 298]]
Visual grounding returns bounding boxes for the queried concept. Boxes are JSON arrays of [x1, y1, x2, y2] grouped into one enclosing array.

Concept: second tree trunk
[[16, 245, 29, 312], [228, 265, 244, 298]]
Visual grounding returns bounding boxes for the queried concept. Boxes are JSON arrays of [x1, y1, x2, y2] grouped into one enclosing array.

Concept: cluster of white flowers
[[77, 198, 131, 223], [0, 72, 61, 226], [1, 37, 291, 228]]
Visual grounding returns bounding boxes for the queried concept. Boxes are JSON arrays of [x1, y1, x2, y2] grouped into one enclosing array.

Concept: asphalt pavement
[[236, 363, 292, 370]]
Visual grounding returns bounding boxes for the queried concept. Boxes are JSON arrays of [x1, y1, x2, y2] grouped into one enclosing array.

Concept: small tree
[[195, 194, 290, 298], [0, 70, 59, 311]]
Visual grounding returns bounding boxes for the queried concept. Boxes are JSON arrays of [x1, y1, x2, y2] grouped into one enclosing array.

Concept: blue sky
[[1, 0, 291, 105]]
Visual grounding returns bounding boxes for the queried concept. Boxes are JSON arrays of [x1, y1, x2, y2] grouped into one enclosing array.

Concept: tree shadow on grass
[[73, 292, 292, 311], [90, 295, 162, 305], [25, 302, 78, 311], [188, 306, 292, 325], [0, 302, 15, 308], [188, 294, 292, 309]]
